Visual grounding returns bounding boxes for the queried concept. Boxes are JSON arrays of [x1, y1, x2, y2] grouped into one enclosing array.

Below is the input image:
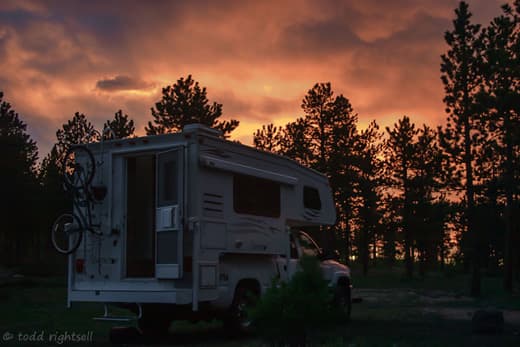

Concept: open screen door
[[155, 148, 184, 279]]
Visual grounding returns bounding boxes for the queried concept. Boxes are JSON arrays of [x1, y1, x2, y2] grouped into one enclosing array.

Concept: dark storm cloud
[[279, 18, 363, 56], [0, 8, 42, 27], [96, 75, 155, 92]]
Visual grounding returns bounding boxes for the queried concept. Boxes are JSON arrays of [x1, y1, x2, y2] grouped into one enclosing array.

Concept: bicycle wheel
[[63, 145, 96, 191], [51, 213, 83, 255]]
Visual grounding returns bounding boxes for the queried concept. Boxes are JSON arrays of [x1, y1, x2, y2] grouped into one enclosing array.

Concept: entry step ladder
[[93, 303, 142, 322]]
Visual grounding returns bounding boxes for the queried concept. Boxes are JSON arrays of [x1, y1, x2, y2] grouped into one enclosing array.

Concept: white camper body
[[67, 124, 350, 327]]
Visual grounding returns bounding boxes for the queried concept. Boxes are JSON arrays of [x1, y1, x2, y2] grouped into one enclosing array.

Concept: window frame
[[303, 186, 322, 210], [233, 173, 281, 218]]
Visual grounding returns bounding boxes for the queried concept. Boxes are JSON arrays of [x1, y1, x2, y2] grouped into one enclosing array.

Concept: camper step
[[93, 304, 142, 322], [93, 316, 134, 322]]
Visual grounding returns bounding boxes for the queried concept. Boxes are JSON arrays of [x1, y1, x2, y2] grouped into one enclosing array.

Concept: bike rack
[[93, 303, 142, 322]]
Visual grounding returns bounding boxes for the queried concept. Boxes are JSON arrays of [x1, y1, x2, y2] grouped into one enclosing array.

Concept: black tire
[[63, 145, 96, 191], [334, 285, 352, 321], [226, 285, 259, 334], [51, 213, 83, 255], [137, 315, 171, 337]]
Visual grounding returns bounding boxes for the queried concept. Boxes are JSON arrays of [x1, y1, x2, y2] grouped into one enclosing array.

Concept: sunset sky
[[0, 0, 505, 158]]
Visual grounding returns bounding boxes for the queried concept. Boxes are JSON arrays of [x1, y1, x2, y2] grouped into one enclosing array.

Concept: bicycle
[[51, 144, 104, 254]]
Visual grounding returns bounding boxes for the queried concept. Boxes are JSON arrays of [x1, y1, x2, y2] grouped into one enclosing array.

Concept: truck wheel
[[335, 286, 351, 321], [137, 315, 171, 337], [226, 286, 258, 334]]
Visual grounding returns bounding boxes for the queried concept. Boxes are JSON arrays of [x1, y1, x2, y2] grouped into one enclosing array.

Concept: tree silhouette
[[299, 83, 360, 259], [385, 116, 419, 278], [104, 110, 135, 139], [301, 83, 358, 174], [384, 119, 448, 277], [145, 75, 239, 137], [39, 144, 71, 259], [39, 112, 100, 239], [253, 123, 283, 153], [355, 121, 384, 274], [0, 91, 39, 265], [39, 145, 62, 186], [279, 117, 313, 166], [440, 1, 483, 296], [411, 126, 447, 275], [254, 82, 364, 260], [0, 92, 38, 177], [478, 2, 520, 292], [39, 112, 99, 183], [380, 195, 401, 264], [56, 112, 99, 152]]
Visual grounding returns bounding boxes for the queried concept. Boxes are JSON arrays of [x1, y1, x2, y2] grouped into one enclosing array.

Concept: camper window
[[233, 174, 280, 218], [297, 232, 320, 257], [158, 156, 178, 206], [303, 186, 321, 210]]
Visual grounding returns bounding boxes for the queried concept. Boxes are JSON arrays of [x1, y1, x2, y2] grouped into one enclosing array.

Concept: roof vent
[[182, 123, 222, 137]]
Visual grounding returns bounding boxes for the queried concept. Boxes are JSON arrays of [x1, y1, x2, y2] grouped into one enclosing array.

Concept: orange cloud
[[0, 0, 506, 157]]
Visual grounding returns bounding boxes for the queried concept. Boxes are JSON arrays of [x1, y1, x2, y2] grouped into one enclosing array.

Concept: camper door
[[155, 148, 184, 279]]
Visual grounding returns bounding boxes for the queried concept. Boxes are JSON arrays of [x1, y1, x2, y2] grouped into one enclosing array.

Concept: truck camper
[[51, 124, 352, 334]]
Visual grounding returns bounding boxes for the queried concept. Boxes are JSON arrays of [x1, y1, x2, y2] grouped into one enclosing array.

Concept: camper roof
[[85, 124, 329, 183]]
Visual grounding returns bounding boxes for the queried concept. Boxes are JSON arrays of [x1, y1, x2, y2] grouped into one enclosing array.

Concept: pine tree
[[385, 116, 419, 278], [411, 126, 447, 275], [40, 112, 99, 231], [103, 110, 135, 139], [145, 75, 239, 137], [0, 92, 38, 177], [300, 83, 360, 259], [355, 121, 384, 274], [0, 91, 39, 265], [253, 82, 362, 259], [279, 117, 312, 166], [478, 2, 520, 291], [253, 123, 283, 152], [56, 112, 99, 153], [440, 1, 483, 296]]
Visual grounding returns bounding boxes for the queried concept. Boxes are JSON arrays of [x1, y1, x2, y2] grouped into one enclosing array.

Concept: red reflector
[[75, 259, 85, 273]]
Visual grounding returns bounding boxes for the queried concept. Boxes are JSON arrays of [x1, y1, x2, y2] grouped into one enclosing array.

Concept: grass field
[[1, 264, 519, 346]]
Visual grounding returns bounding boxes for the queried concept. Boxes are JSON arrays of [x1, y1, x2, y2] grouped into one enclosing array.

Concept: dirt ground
[[114, 288, 520, 346], [2, 275, 520, 346], [356, 287, 520, 326]]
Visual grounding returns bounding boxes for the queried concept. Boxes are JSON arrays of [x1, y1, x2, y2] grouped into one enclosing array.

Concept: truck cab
[[288, 230, 351, 312]]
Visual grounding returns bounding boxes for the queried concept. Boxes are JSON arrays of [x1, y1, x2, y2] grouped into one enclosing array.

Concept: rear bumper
[[69, 289, 192, 305]]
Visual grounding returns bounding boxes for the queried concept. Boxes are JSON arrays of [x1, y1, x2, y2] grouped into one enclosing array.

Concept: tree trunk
[[372, 236, 377, 264], [402, 164, 413, 278], [361, 226, 369, 276], [464, 113, 480, 297], [503, 113, 514, 292]]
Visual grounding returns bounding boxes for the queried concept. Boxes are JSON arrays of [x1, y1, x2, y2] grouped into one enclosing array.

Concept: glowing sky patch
[[0, 0, 505, 158]]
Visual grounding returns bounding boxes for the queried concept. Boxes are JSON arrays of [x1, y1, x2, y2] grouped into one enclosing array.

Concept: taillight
[[75, 259, 85, 273]]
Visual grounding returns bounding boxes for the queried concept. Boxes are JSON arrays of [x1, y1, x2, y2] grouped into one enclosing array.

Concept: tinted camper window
[[233, 174, 280, 217], [303, 186, 321, 210], [157, 154, 178, 206]]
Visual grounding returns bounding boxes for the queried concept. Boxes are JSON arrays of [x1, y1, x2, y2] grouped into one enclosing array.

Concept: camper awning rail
[[200, 155, 298, 185]]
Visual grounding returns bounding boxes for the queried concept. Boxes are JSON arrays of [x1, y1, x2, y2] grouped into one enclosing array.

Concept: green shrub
[[251, 256, 339, 346]]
